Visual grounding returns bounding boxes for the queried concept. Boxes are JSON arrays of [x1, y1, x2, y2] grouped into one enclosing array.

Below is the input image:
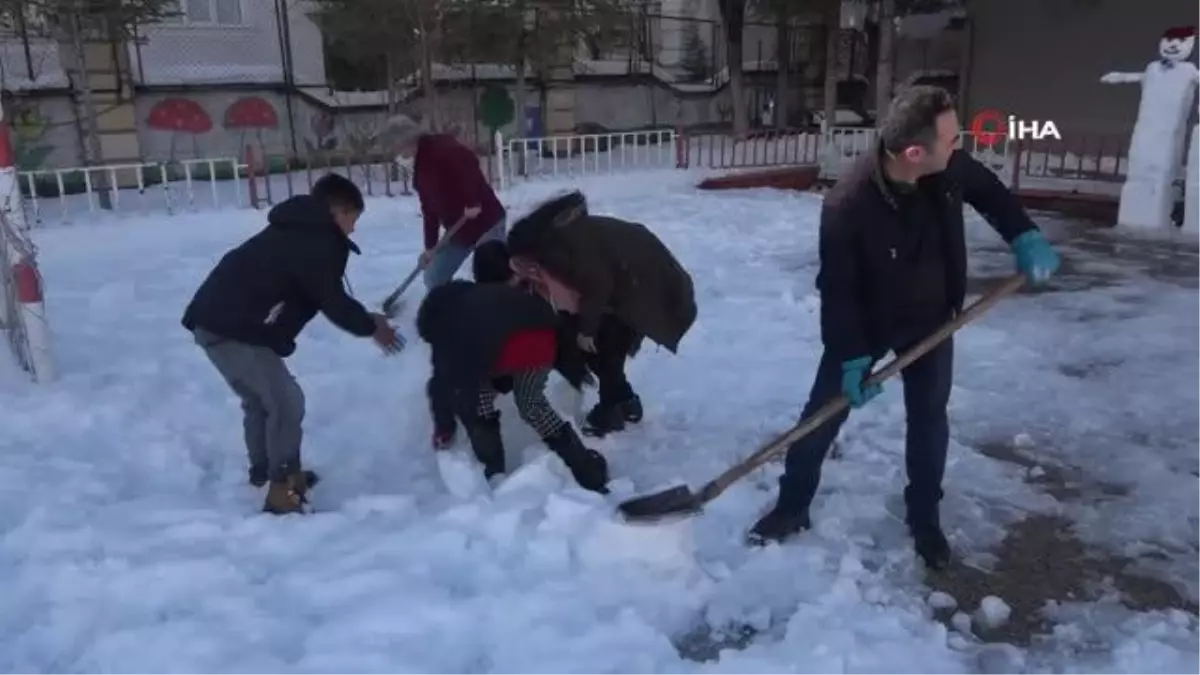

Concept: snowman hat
[[1162, 26, 1197, 40]]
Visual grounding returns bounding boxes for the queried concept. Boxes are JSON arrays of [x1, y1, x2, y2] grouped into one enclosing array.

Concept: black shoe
[[747, 502, 811, 546], [250, 467, 319, 489], [543, 423, 610, 494], [621, 395, 644, 423], [582, 395, 643, 437], [464, 413, 506, 480], [910, 523, 952, 570]]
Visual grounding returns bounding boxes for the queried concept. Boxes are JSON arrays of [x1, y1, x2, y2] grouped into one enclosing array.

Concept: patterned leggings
[[472, 368, 564, 438]]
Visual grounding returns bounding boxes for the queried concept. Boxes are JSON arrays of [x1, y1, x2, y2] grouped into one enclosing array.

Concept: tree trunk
[[514, 39, 528, 176], [822, 0, 839, 128], [874, 0, 896, 121], [728, 40, 748, 136], [774, 14, 789, 129], [385, 56, 398, 115], [68, 14, 112, 210], [416, 10, 440, 131]]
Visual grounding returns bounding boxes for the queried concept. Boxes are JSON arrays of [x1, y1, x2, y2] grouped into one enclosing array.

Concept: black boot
[[747, 501, 811, 546], [582, 395, 643, 437], [543, 423, 610, 493], [906, 512, 952, 570], [464, 413, 506, 480]]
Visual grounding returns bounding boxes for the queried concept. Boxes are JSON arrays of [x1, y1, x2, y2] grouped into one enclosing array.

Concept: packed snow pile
[[0, 172, 1196, 672]]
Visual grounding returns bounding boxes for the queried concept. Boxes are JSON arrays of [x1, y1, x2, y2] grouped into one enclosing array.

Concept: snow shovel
[[380, 213, 471, 318], [617, 272, 1029, 522]]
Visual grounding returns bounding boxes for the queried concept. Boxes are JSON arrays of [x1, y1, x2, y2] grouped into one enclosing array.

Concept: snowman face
[[1160, 35, 1196, 62]]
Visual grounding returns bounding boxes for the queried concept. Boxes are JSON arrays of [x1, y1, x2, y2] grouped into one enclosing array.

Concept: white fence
[[10, 126, 1130, 228], [492, 126, 1026, 188], [491, 129, 679, 191], [19, 157, 244, 227]]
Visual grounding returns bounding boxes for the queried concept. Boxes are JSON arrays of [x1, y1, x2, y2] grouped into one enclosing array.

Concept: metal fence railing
[[4, 124, 1142, 227]]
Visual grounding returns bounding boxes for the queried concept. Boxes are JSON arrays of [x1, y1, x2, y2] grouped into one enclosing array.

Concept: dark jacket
[[418, 280, 590, 424], [414, 134, 506, 249], [507, 193, 698, 353], [818, 145, 1038, 361], [181, 195, 375, 356]]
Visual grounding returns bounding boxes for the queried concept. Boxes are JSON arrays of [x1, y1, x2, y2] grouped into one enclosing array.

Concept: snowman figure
[[1101, 26, 1198, 231]]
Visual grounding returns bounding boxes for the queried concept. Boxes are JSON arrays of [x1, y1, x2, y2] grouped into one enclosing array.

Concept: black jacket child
[[182, 194, 375, 355], [417, 279, 610, 493], [418, 280, 587, 425]]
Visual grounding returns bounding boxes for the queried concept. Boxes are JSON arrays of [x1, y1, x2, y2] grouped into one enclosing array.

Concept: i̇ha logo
[[969, 109, 1062, 149]]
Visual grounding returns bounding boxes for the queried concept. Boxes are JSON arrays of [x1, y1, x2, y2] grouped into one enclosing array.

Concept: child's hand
[[370, 313, 405, 355]]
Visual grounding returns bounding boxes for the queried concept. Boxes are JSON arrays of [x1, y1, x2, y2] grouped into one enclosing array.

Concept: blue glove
[[841, 356, 882, 409], [1010, 230, 1060, 284]]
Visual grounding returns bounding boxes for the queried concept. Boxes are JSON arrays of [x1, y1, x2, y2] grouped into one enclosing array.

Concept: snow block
[[696, 166, 820, 192], [575, 516, 696, 570], [436, 449, 490, 500]]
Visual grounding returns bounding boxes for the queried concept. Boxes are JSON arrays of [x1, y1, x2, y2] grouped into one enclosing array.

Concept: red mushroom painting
[[146, 97, 213, 162], [224, 96, 279, 164]]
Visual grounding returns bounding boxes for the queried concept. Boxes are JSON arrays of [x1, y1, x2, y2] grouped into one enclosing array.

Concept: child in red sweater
[[416, 242, 608, 494]]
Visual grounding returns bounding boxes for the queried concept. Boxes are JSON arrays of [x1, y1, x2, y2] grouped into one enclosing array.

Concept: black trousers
[[778, 336, 954, 525], [584, 315, 639, 404]]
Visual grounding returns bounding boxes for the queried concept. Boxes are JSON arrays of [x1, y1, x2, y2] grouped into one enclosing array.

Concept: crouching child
[[416, 254, 609, 494]]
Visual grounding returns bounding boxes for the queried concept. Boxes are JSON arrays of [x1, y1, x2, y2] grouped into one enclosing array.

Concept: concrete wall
[[4, 94, 83, 171], [134, 90, 397, 162], [964, 0, 1198, 137]]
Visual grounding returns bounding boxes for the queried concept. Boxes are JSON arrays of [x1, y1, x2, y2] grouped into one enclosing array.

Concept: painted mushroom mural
[[224, 96, 279, 163], [146, 97, 213, 161]]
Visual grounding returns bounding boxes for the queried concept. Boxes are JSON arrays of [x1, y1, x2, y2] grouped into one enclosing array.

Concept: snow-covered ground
[[0, 172, 1196, 672]]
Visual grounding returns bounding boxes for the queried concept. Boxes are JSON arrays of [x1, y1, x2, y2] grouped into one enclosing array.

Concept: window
[[160, 0, 245, 26]]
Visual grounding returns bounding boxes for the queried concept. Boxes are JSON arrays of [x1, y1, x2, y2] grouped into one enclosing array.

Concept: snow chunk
[[951, 611, 973, 634], [976, 595, 1013, 629], [928, 591, 958, 611]]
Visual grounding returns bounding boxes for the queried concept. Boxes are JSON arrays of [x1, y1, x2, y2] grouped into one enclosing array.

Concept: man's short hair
[[311, 173, 364, 212], [878, 85, 957, 154], [381, 113, 425, 149]]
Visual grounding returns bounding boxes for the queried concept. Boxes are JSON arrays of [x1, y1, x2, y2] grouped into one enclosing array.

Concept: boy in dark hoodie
[[182, 174, 403, 514], [417, 241, 609, 494]]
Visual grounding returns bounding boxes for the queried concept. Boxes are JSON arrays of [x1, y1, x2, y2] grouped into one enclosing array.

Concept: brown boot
[[263, 471, 311, 515]]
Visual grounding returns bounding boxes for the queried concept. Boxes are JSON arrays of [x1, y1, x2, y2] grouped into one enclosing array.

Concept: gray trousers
[[193, 328, 305, 481]]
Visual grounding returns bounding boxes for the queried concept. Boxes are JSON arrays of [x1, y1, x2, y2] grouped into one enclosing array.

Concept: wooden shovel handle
[[381, 212, 472, 311]]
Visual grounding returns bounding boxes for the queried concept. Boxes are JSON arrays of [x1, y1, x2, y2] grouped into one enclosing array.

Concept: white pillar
[[0, 101, 55, 382], [1184, 123, 1199, 235]]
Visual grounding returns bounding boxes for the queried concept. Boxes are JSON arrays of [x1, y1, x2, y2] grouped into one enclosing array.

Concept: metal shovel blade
[[617, 484, 703, 521]]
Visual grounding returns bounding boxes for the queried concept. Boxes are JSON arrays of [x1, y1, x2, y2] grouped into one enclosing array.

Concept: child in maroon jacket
[[385, 114, 507, 289]]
